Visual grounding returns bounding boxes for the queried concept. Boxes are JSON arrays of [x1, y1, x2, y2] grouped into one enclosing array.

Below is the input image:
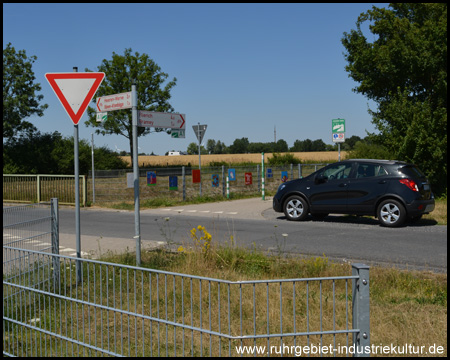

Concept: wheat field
[[120, 151, 347, 167]]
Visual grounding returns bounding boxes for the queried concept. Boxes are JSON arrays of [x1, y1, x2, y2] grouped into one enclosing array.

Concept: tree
[[187, 142, 207, 155], [85, 48, 177, 163], [214, 140, 228, 154], [340, 135, 362, 151], [342, 3, 447, 194], [3, 43, 48, 140], [345, 139, 394, 160], [311, 139, 327, 151], [206, 139, 216, 154], [273, 139, 289, 153], [229, 137, 250, 154], [3, 131, 127, 174], [187, 142, 198, 155], [248, 142, 272, 153], [290, 139, 313, 152]]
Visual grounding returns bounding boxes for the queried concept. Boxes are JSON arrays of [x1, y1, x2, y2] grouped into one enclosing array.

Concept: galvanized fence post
[[51, 198, 60, 290], [182, 166, 186, 201], [257, 164, 260, 193], [222, 165, 225, 197], [352, 263, 370, 357], [37, 174, 41, 203]]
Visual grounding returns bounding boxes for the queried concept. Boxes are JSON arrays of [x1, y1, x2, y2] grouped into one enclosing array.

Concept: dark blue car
[[272, 159, 435, 227]]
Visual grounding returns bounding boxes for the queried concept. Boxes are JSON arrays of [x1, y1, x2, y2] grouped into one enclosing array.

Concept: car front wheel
[[377, 199, 406, 227], [283, 195, 309, 221]]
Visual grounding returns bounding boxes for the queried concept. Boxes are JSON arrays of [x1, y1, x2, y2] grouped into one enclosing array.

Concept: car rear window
[[399, 165, 425, 178], [356, 164, 388, 178]]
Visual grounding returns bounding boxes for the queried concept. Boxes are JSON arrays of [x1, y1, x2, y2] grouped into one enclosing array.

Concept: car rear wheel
[[377, 199, 406, 227], [283, 195, 309, 221]]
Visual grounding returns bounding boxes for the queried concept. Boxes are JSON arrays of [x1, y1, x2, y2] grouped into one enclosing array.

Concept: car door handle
[[339, 183, 348, 187], [378, 180, 387, 184]]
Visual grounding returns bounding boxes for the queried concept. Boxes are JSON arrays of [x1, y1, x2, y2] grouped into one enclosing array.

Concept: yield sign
[[193, 124, 207, 143], [45, 72, 105, 125]]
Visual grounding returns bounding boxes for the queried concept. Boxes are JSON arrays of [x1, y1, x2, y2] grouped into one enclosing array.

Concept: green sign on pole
[[332, 118, 345, 133], [96, 112, 107, 123]]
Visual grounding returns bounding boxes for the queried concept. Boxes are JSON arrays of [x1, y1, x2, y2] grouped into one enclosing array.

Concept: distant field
[[120, 151, 347, 167]]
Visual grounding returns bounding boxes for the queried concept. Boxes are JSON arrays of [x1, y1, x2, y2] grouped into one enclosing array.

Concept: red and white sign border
[[45, 72, 105, 125]]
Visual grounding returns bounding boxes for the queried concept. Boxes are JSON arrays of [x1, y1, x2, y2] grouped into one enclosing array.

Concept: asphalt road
[[56, 197, 447, 272]]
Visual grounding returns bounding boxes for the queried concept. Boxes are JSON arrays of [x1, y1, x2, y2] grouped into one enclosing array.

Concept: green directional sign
[[332, 118, 345, 133], [171, 129, 185, 138], [96, 112, 107, 123]]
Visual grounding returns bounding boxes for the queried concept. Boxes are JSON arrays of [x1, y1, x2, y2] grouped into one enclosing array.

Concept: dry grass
[[5, 241, 446, 357], [120, 151, 348, 167], [104, 244, 447, 357], [423, 198, 447, 225]]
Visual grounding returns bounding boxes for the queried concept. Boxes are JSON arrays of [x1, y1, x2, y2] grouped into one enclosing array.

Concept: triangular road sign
[[45, 72, 105, 125], [193, 124, 207, 144]]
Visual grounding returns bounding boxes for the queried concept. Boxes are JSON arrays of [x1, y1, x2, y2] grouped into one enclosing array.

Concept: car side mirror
[[315, 174, 327, 184]]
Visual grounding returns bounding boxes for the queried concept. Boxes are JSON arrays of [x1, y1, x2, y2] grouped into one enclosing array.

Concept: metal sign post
[[198, 123, 201, 196], [72, 67, 81, 283], [96, 87, 141, 265], [192, 123, 207, 196], [45, 69, 105, 283], [91, 133, 95, 204], [131, 82, 141, 266], [261, 152, 265, 200]]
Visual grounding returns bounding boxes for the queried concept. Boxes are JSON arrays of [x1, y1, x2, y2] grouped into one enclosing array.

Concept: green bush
[[268, 153, 301, 165]]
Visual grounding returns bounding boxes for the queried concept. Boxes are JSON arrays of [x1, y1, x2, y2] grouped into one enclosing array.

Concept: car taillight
[[399, 179, 419, 192]]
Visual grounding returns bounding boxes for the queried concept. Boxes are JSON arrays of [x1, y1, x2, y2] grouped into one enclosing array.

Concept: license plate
[[423, 184, 430, 191], [424, 204, 434, 212]]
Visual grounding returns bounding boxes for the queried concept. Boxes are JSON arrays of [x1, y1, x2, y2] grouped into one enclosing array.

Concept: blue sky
[[4, 3, 386, 155]]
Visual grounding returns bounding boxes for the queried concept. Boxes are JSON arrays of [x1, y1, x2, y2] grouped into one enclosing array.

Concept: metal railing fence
[[3, 202, 370, 357], [3, 164, 328, 205], [88, 163, 328, 203], [3, 200, 59, 303], [3, 248, 370, 357], [3, 174, 86, 206]]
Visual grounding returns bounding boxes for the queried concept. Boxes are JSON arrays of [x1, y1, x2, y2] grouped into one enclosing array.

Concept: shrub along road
[[56, 197, 447, 272]]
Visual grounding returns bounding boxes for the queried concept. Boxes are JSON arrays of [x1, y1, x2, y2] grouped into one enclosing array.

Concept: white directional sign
[[138, 111, 186, 129], [96, 92, 132, 112]]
